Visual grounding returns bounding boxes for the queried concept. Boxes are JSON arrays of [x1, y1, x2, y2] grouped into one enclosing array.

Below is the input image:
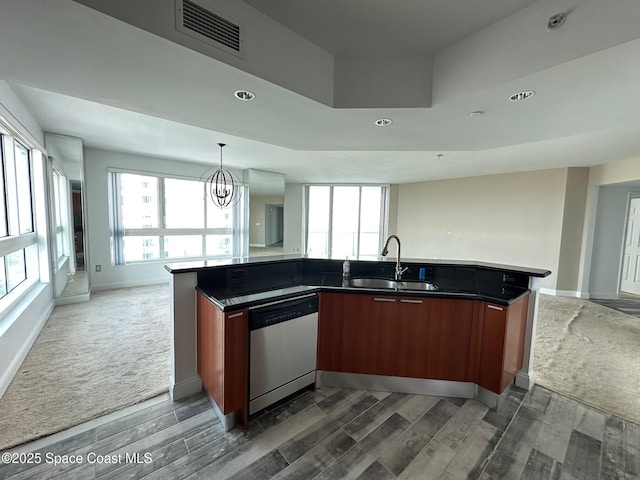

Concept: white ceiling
[[241, 0, 536, 56], [2, 0, 640, 184]]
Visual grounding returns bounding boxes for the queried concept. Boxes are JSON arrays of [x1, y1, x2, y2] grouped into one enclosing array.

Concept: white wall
[[84, 148, 243, 290], [397, 169, 568, 289], [283, 183, 303, 254], [588, 186, 630, 299]]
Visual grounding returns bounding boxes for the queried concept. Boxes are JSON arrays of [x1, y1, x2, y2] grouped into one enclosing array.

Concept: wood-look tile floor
[[591, 295, 640, 319], [1, 384, 638, 479]]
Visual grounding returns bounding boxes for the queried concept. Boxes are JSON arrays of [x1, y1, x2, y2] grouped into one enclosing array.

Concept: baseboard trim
[[92, 280, 169, 291], [476, 385, 512, 410], [516, 370, 536, 390], [539, 288, 586, 298], [319, 371, 475, 399], [588, 292, 618, 300], [169, 375, 202, 401], [55, 292, 91, 305], [204, 389, 235, 432]]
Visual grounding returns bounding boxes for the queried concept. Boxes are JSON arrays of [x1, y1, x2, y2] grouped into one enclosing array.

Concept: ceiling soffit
[[72, 0, 640, 110]]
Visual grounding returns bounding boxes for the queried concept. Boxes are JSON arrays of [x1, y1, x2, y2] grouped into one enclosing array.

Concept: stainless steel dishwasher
[[249, 294, 318, 415]]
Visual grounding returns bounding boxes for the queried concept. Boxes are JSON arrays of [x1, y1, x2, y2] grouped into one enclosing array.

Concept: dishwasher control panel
[[249, 295, 318, 330]]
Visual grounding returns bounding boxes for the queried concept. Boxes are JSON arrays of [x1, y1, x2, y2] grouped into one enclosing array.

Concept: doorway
[[265, 204, 284, 247], [621, 196, 640, 295]]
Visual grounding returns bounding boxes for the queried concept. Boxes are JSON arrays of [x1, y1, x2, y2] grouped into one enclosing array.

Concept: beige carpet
[[535, 294, 640, 424], [0, 284, 171, 451]]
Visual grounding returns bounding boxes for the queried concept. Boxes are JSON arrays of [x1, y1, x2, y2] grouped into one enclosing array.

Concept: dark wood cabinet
[[318, 290, 530, 394], [319, 293, 484, 382], [394, 297, 478, 381], [478, 295, 529, 393], [393, 297, 431, 379], [317, 292, 345, 371], [341, 293, 396, 376], [197, 292, 248, 427], [319, 292, 396, 376]]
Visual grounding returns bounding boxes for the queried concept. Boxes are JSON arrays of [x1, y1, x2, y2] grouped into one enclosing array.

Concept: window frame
[[109, 169, 248, 265], [0, 130, 38, 300], [303, 184, 389, 258], [50, 163, 70, 267]]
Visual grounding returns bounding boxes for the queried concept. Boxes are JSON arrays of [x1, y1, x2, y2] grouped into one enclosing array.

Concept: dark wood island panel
[[478, 294, 529, 393], [197, 292, 248, 427], [318, 291, 531, 395]]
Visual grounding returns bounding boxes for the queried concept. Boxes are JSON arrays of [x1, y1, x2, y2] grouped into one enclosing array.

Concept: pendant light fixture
[[203, 143, 241, 208]]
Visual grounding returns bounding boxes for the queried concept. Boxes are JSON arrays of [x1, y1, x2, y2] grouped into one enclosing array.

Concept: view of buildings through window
[[306, 185, 387, 259], [112, 172, 247, 264], [0, 134, 36, 299]]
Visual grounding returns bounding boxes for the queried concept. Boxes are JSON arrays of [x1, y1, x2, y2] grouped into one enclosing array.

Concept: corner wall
[[283, 183, 304, 254], [396, 169, 568, 290], [555, 168, 590, 295]]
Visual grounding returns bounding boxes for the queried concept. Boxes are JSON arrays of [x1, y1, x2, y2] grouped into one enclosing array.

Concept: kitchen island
[[165, 255, 550, 429]]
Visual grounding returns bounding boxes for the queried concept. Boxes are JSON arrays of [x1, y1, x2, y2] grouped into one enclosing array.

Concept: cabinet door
[[197, 293, 248, 421], [478, 303, 507, 393], [425, 298, 474, 381], [197, 292, 224, 406], [502, 295, 528, 390], [394, 297, 474, 381], [223, 309, 248, 418], [394, 297, 431, 378], [478, 296, 529, 394], [317, 292, 344, 371], [341, 294, 396, 376]]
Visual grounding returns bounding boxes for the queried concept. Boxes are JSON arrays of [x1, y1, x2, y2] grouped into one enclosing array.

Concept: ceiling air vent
[[176, 0, 243, 58]]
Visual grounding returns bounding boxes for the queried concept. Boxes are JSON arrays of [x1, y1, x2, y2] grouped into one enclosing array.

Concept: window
[[14, 142, 34, 234], [110, 171, 248, 264], [305, 185, 388, 259], [51, 166, 69, 264], [0, 133, 38, 300]]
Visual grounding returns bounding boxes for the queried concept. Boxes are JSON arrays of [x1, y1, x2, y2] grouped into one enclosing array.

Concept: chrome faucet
[[381, 235, 408, 280]]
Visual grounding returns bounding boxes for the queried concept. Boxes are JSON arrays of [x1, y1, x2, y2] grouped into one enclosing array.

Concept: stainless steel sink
[[349, 278, 439, 291], [349, 278, 399, 289], [398, 281, 439, 291]]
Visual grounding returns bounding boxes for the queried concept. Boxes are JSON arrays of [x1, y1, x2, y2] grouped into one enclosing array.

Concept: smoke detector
[[546, 13, 566, 31]]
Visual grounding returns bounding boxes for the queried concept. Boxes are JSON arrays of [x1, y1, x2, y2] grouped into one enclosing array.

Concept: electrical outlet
[[95, 264, 102, 272]]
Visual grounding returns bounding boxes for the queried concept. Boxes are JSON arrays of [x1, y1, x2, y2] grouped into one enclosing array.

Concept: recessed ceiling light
[[546, 13, 567, 31], [234, 90, 255, 101], [469, 110, 484, 116], [374, 118, 392, 126], [509, 90, 535, 102]]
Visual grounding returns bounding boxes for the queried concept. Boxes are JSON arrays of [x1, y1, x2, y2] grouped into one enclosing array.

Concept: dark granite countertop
[[196, 275, 531, 311], [171, 255, 546, 311], [166, 254, 551, 278]]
